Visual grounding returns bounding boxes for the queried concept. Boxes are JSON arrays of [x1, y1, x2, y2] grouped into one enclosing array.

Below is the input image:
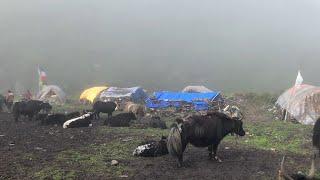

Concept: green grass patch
[[34, 166, 76, 180], [225, 120, 313, 155]]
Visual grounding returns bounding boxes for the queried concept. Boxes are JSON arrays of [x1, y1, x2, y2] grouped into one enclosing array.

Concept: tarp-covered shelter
[[37, 85, 66, 104], [100, 87, 147, 103], [80, 86, 108, 103], [276, 84, 320, 125], [146, 91, 221, 111], [182, 86, 213, 93]]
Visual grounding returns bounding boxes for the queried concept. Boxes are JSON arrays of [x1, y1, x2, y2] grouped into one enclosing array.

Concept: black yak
[[41, 112, 81, 126], [135, 116, 167, 129], [41, 113, 66, 125], [93, 101, 118, 119], [13, 100, 52, 121], [167, 112, 245, 167], [104, 112, 136, 127], [133, 136, 168, 157], [36, 113, 48, 121]]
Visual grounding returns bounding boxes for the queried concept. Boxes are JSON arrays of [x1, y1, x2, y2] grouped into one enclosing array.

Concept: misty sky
[[1, 0, 320, 94]]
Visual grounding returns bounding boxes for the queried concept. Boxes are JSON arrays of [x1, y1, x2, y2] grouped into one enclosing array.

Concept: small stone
[[225, 147, 230, 150], [111, 160, 119, 166], [119, 175, 128, 178]]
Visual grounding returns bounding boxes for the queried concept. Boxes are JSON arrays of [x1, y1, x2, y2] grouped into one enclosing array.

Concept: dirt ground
[[0, 111, 314, 180]]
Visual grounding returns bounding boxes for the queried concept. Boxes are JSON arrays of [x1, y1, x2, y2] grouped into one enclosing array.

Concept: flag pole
[[285, 70, 303, 122]]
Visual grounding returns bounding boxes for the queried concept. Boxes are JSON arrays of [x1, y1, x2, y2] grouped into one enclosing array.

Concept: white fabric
[[182, 86, 213, 93], [37, 85, 66, 104], [295, 71, 304, 86], [276, 84, 320, 125]]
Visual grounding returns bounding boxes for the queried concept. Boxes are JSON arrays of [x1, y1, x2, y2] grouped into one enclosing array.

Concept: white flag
[[295, 70, 303, 86]]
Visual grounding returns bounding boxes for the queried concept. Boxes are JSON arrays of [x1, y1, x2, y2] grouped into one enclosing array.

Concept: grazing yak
[[136, 115, 167, 129], [63, 113, 94, 128], [92, 101, 118, 119], [104, 112, 136, 127], [278, 117, 320, 180], [41, 111, 81, 126], [13, 100, 52, 121], [133, 136, 168, 157], [124, 102, 146, 118], [167, 112, 245, 167]]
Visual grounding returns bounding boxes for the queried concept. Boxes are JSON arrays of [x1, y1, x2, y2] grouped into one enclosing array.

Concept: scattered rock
[[35, 147, 47, 152], [0, 134, 5, 137], [270, 148, 276, 152], [225, 147, 230, 150], [111, 160, 119, 166], [119, 175, 128, 178]]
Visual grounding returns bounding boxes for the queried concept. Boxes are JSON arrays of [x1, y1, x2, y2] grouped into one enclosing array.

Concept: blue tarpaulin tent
[[146, 91, 221, 110]]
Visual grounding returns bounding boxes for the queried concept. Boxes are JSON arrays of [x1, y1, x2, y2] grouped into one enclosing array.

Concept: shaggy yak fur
[[104, 112, 136, 127], [167, 112, 245, 167]]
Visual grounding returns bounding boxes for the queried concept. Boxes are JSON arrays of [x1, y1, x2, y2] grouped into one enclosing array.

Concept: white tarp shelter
[[276, 84, 320, 125], [37, 85, 66, 104]]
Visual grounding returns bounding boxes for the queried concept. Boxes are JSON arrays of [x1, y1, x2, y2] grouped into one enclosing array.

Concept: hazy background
[[1, 0, 320, 94]]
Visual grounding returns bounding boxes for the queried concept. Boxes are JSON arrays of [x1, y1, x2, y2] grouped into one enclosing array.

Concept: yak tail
[[167, 124, 182, 158], [307, 153, 316, 179]]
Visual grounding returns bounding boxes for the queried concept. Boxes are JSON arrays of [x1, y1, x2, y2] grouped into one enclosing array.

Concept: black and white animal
[[167, 112, 245, 167], [137, 116, 167, 129], [41, 112, 81, 126], [92, 101, 118, 119], [12, 100, 52, 121], [133, 136, 168, 157], [63, 113, 93, 128], [104, 112, 136, 127]]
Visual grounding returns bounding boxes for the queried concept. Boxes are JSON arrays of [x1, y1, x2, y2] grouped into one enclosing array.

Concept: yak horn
[[307, 153, 316, 179]]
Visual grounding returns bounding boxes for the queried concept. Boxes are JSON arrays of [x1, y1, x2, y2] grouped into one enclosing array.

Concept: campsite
[[2, 1, 320, 180], [1, 87, 320, 179]]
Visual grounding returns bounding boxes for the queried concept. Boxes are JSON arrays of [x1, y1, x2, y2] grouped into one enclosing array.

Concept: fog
[[1, 0, 320, 94]]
